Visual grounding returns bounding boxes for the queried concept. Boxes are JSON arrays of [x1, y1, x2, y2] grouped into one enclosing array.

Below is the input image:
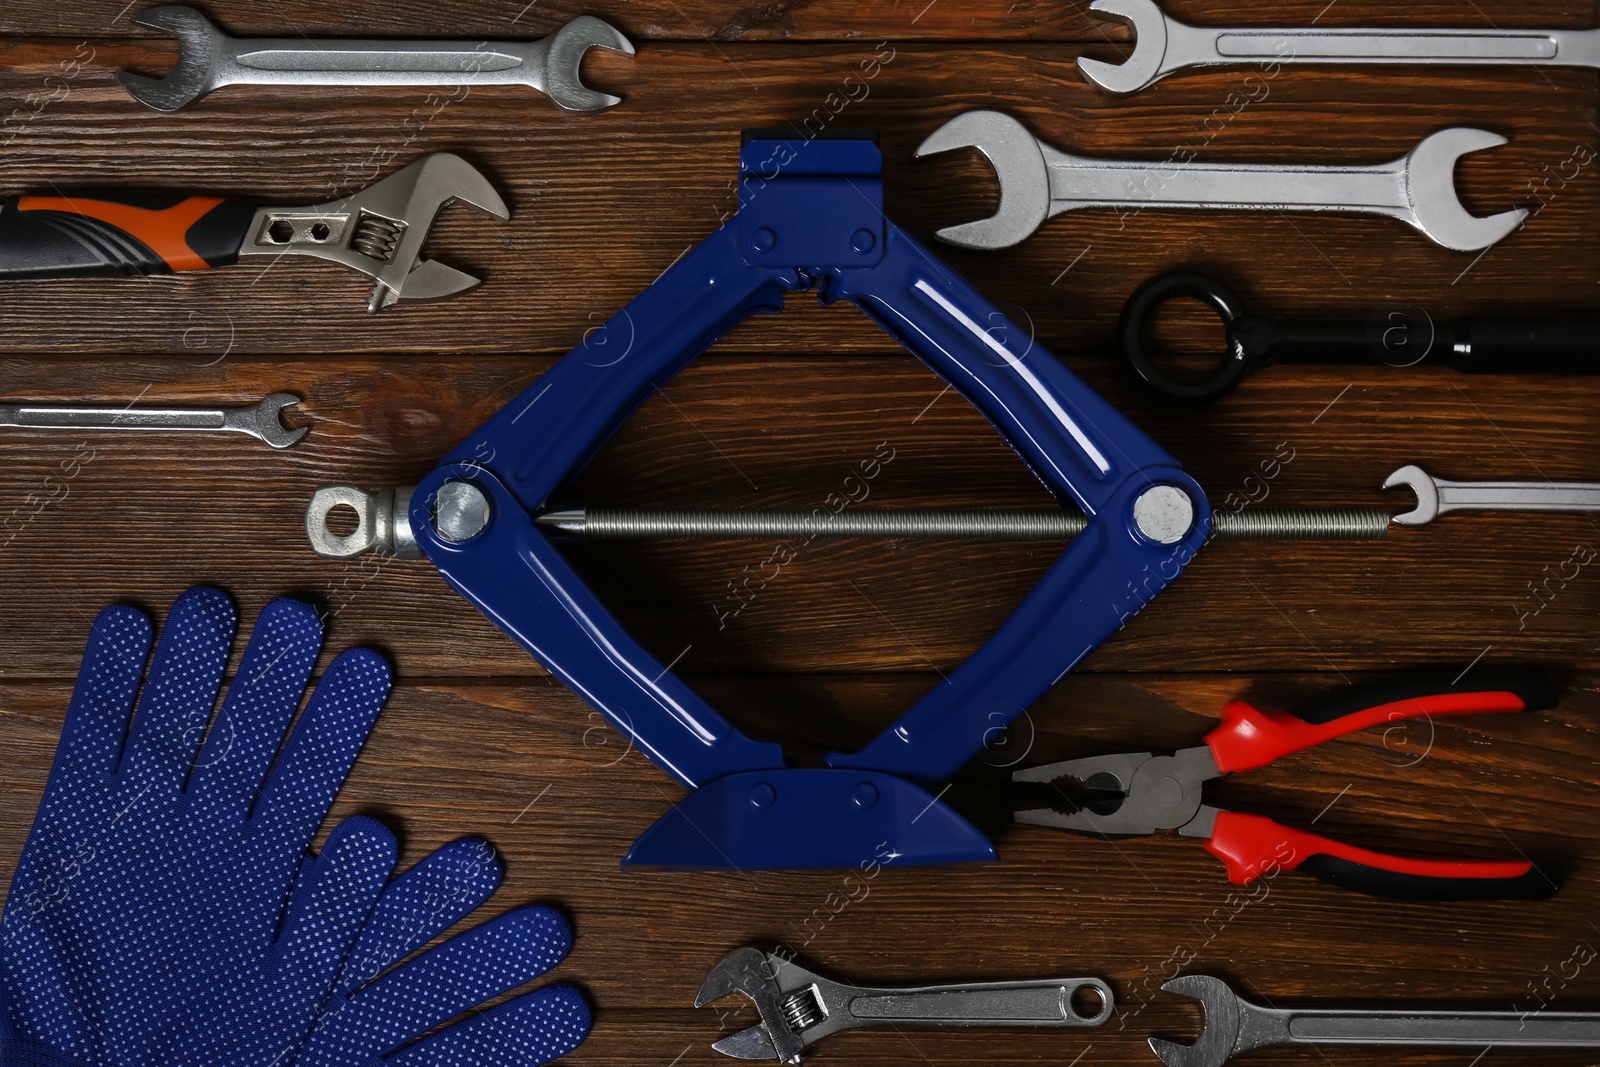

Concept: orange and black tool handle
[[0, 193, 258, 277], [1203, 674, 1559, 774], [1204, 810, 1561, 901]]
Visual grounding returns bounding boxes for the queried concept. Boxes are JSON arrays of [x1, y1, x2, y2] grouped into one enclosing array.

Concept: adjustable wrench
[[0, 393, 305, 448], [119, 7, 634, 112], [916, 111, 1523, 252], [0, 153, 508, 312], [1082, 0, 1600, 94], [697, 947, 1112, 1064], [1152, 975, 1600, 1067], [1385, 464, 1600, 525]]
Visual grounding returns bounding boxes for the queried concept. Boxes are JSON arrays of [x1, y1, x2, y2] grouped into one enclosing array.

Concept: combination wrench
[[1081, 0, 1600, 94], [1152, 974, 1600, 1067], [1385, 464, 1600, 525], [916, 111, 1522, 252], [119, 7, 634, 112], [0, 393, 305, 449]]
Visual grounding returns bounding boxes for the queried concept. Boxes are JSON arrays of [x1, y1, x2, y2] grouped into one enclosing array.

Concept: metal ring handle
[[1118, 272, 1251, 404]]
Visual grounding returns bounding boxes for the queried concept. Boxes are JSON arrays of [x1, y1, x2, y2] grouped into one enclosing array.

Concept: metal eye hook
[[1117, 272, 1254, 403]]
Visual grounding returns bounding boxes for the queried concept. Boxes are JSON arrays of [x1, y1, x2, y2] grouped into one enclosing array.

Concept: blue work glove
[[0, 588, 591, 1067]]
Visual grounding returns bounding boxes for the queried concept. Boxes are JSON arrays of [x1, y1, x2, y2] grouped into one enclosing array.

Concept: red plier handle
[[1205, 675, 1558, 773], [1200, 675, 1561, 901]]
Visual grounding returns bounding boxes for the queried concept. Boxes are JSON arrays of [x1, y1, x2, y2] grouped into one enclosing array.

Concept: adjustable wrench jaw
[[237, 153, 509, 312], [696, 948, 810, 1065]]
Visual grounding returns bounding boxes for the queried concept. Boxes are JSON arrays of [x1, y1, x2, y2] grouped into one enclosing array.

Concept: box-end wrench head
[[118, 6, 634, 112], [917, 110, 1525, 253], [1384, 463, 1600, 525]]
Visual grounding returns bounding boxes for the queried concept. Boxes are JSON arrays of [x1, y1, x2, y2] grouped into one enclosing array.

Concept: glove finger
[[120, 587, 235, 787], [188, 598, 323, 811], [54, 604, 152, 780], [383, 985, 591, 1067], [337, 837, 504, 997], [277, 814, 398, 995], [251, 646, 391, 843], [344, 907, 574, 1049]]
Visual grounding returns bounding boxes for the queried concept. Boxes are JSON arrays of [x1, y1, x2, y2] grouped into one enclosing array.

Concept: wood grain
[[4, 3, 1600, 1065]]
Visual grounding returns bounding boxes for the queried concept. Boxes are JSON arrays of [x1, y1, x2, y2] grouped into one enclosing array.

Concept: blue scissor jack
[[315, 129, 1211, 869]]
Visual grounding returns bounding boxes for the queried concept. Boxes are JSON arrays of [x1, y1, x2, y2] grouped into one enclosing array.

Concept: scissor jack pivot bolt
[[434, 480, 491, 542], [1134, 485, 1194, 544]]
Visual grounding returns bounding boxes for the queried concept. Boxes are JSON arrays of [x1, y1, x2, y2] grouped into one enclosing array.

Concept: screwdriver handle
[[0, 192, 257, 278]]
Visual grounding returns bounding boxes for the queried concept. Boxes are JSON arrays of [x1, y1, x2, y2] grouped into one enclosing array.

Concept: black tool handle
[[1454, 319, 1600, 372], [0, 192, 256, 278]]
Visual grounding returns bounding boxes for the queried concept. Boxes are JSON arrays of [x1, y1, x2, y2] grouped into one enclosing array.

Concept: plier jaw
[[1012, 747, 1222, 837]]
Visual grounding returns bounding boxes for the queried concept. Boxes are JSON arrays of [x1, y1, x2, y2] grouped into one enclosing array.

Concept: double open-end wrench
[[0, 153, 508, 312], [697, 947, 1112, 1065], [1384, 464, 1600, 525], [916, 111, 1522, 253], [119, 7, 634, 112], [1081, 0, 1600, 94], [1151, 975, 1600, 1067], [0, 393, 305, 448]]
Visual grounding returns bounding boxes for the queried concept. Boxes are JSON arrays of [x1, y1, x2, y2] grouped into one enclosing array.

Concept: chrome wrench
[[697, 947, 1111, 1064], [1081, 0, 1600, 94], [119, 7, 634, 112], [916, 110, 1523, 252], [1385, 464, 1600, 525], [0, 393, 306, 449], [1152, 975, 1600, 1067]]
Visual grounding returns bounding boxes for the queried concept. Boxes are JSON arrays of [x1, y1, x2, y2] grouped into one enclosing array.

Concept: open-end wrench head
[[542, 15, 634, 111], [1405, 129, 1526, 252], [1078, 0, 1170, 94], [227, 392, 306, 448], [1382, 464, 1439, 526], [916, 110, 1051, 250], [1148, 976, 1243, 1067], [118, 5, 223, 111]]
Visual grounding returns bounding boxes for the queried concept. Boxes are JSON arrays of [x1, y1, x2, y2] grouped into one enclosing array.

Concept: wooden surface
[[3, 3, 1600, 1065]]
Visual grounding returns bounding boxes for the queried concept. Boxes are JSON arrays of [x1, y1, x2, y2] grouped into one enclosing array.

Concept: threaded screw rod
[[535, 507, 1390, 541]]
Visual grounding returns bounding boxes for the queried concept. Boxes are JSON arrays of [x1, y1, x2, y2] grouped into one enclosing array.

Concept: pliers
[[1013, 676, 1562, 901]]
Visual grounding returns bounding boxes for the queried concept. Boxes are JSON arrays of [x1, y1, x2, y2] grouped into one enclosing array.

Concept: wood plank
[[0, 673, 1594, 1066], [4, 1, 1594, 43], [0, 44, 1592, 354], [1, 355, 1599, 677]]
